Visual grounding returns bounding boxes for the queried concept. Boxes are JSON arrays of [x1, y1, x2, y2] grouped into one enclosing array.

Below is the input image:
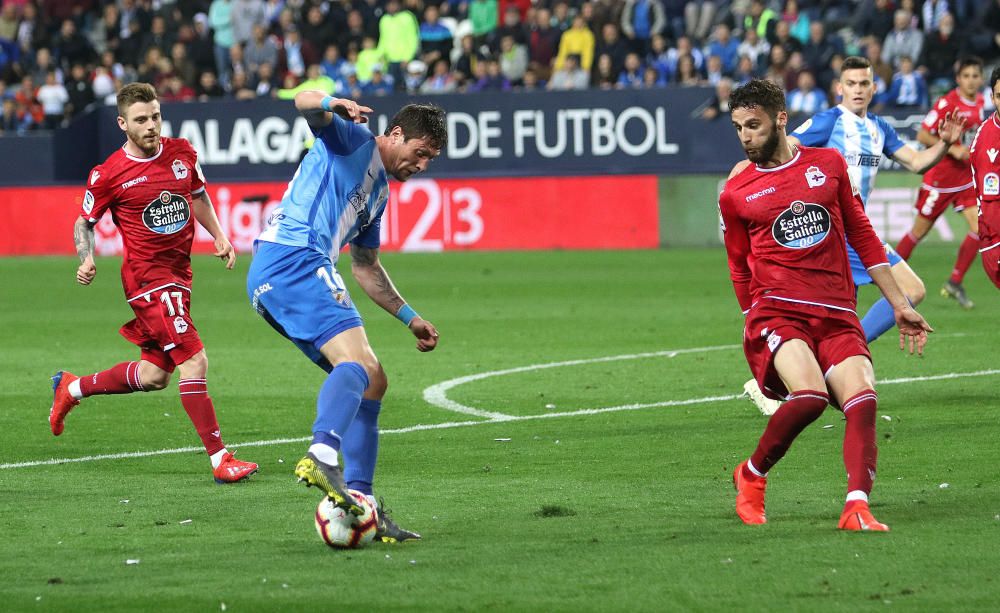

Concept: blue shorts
[[848, 241, 903, 286], [247, 241, 362, 371]]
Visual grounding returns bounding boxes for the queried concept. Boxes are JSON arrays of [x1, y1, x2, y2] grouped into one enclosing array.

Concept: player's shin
[[311, 362, 369, 460], [950, 233, 980, 285], [78, 361, 145, 396], [342, 398, 381, 495], [749, 390, 829, 474], [841, 390, 878, 498], [179, 379, 225, 456]]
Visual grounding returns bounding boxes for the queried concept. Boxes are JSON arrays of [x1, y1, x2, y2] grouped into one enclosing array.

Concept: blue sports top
[[256, 114, 388, 261], [791, 104, 906, 206]]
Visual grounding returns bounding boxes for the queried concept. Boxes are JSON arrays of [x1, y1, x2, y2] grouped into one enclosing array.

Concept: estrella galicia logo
[[143, 191, 191, 234], [772, 200, 831, 249]]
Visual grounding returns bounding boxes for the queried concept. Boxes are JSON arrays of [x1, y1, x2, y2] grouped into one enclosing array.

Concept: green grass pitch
[[0, 245, 997, 611]]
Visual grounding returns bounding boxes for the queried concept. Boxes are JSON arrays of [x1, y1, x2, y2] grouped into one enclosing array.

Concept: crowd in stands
[[1, 0, 999, 134]]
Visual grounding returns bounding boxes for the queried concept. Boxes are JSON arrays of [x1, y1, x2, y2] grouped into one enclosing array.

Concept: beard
[[745, 123, 780, 164], [129, 127, 160, 155]]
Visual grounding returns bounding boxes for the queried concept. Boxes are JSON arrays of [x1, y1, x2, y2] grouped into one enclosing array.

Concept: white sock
[[746, 459, 767, 478], [846, 490, 869, 503], [68, 378, 83, 400], [308, 443, 339, 466], [210, 448, 229, 469]]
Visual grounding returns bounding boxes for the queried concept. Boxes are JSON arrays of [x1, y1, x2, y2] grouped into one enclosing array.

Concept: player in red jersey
[[969, 67, 1000, 290], [720, 79, 932, 531], [48, 83, 258, 484], [895, 57, 986, 308]]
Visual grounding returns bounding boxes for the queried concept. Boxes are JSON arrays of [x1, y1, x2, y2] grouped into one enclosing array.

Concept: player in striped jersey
[[743, 55, 964, 415]]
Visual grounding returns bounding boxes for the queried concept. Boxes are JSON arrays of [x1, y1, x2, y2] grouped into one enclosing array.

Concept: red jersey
[[81, 137, 206, 299], [920, 89, 986, 192], [969, 112, 1000, 253], [719, 146, 889, 314]]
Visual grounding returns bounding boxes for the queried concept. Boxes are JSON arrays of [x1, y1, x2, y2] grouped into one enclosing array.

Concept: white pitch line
[[4, 359, 998, 471]]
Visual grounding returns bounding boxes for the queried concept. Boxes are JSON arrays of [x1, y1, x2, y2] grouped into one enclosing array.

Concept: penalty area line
[[4, 367, 999, 471]]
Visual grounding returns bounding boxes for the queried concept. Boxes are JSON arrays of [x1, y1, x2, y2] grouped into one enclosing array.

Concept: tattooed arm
[[350, 244, 439, 352], [74, 216, 97, 285]]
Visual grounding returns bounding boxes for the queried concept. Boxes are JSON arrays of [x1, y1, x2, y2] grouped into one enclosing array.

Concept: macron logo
[[121, 176, 148, 190], [90, 170, 100, 185], [745, 186, 776, 202], [988, 148, 999, 163]]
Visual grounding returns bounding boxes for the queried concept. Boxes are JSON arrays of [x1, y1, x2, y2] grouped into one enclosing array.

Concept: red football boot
[[49, 371, 80, 436], [213, 451, 259, 484]]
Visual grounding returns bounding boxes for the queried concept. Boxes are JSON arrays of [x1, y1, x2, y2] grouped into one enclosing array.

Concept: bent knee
[[139, 363, 171, 391]]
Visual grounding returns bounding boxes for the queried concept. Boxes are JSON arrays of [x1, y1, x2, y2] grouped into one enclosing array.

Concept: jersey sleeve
[[718, 189, 753, 313], [836, 154, 888, 269], [351, 208, 383, 249], [878, 117, 906, 157], [790, 111, 836, 147], [921, 97, 950, 135], [314, 113, 375, 156], [81, 165, 113, 223], [186, 141, 207, 195]]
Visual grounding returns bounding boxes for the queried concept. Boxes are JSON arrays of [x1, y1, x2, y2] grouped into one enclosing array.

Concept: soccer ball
[[314, 491, 378, 549]]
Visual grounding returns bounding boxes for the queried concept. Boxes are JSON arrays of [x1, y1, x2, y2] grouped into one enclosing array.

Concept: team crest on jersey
[[772, 200, 831, 249], [984, 173, 1000, 196], [82, 190, 95, 214], [804, 166, 826, 188], [173, 316, 189, 334], [171, 159, 189, 180], [143, 191, 191, 234]]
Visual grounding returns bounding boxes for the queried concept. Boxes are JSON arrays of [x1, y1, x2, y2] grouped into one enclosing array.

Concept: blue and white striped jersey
[[791, 104, 906, 206], [256, 114, 388, 261]]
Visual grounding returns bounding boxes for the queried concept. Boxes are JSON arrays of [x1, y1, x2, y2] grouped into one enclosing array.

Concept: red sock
[[79, 361, 144, 397], [750, 390, 829, 474], [842, 390, 878, 495], [949, 233, 980, 284], [178, 379, 225, 456], [895, 232, 918, 260]]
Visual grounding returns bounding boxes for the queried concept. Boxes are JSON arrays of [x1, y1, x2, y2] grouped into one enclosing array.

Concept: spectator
[[642, 64, 665, 88], [801, 21, 840, 85], [283, 27, 307, 77], [228, 70, 257, 99], [769, 19, 803, 58], [53, 19, 94, 71], [862, 37, 895, 86], [744, 0, 778, 41], [36, 70, 68, 129], [493, 5, 528, 50], [593, 53, 617, 89], [596, 22, 629, 75], [276, 62, 336, 98], [253, 61, 278, 97], [882, 9, 924, 69], [919, 12, 965, 88], [527, 7, 560, 80], [188, 13, 216, 77], [499, 34, 527, 84], [685, 1, 717, 44], [142, 15, 174, 58], [590, 0, 624, 35], [781, 0, 811, 45], [704, 23, 740, 74], [300, 5, 335, 53], [469, 0, 499, 43], [338, 10, 369, 57], [0, 97, 25, 134], [65, 63, 94, 117], [91, 65, 116, 101], [738, 28, 770, 69], [705, 53, 724, 85], [971, 0, 1000, 62], [547, 53, 589, 89], [673, 53, 703, 86], [17, 3, 46, 54], [87, 3, 121, 57], [420, 58, 458, 93], [320, 45, 346, 80], [196, 70, 226, 100], [377, 0, 419, 86], [886, 55, 928, 107], [228, 43, 248, 83], [554, 15, 595, 72], [245, 24, 278, 74], [551, 1, 573, 32], [419, 4, 453, 66], [402, 58, 427, 93], [453, 34, 482, 85], [617, 52, 644, 88], [520, 66, 542, 90], [209, 0, 235, 85], [30, 47, 61, 86], [160, 74, 197, 102], [699, 76, 733, 119], [921, 0, 949, 34], [763, 44, 790, 91], [13, 74, 42, 129], [232, 0, 267, 46], [0, 4, 18, 42], [666, 35, 704, 76], [621, 0, 666, 56], [732, 54, 757, 85], [659, 0, 685, 41], [137, 47, 165, 85], [856, 0, 896, 42], [171, 42, 198, 88], [646, 34, 670, 81], [355, 35, 382, 83], [786, 69, 828, 115]]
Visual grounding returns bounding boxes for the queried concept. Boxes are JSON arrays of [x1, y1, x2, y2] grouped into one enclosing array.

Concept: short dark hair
[[117, 82, 157, 118], [841, 55, 872, 73], [730, 78, 786, 117], [991, 66, 1000, 91], [956, 55, 984, 75], [386, 103, 447, 150]]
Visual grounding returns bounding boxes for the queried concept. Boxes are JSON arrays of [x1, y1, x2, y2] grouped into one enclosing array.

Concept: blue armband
[[395, 304, 418, 326], [321, 96, 335, 112]]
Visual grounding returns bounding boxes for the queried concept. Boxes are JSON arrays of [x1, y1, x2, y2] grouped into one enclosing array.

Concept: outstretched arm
[[191, 190, 235, 269], [73, 216, 97, 285], [294, 91, 373, 130], [350, 244, 439, 352], [892, 110, 965, 173]]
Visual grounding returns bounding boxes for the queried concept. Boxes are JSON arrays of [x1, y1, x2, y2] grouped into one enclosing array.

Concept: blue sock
[[860, 297, 897, 343], [311, 362, 369, 451], [343, 398, 381, 496]]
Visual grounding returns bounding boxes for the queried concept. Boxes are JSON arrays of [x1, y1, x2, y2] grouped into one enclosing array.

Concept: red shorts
[[119, 285, 203, 372], [914, 186, 976, 221], [743, 299, 871, 400]]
